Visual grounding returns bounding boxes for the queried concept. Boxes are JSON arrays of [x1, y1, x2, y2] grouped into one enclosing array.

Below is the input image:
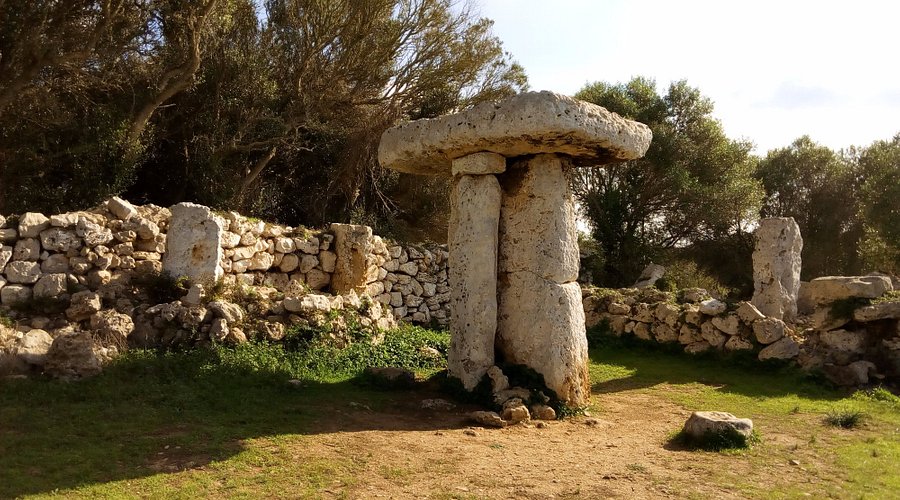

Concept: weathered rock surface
[[497, 272, 589, 405], [753, 317, 786, 344], [498, 155, 579, 283], [799, 276, 893, 313], [853, 301, 900, 322], [162, 203, 225, 282], [44, 332, 103, 380], [330, 224, 373, 294], [447, 173, 501, 390], [469, 411, 506, 428], [751, 217, 802, 321], [378, 91, 652, 175], [699, 298, 726, 316], [682, 411, 753, 440], [758, 336, 799, 361], [633, 264, 666, 289], [451, 151, 506, 176], [15, 329, 54, 366]]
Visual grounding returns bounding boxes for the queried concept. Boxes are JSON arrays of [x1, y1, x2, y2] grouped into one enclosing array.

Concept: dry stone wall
[[583, 281, 900, 388], [0, 199, 451, 327]]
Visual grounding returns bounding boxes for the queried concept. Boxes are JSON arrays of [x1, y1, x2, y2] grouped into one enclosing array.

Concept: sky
[[476, 0, 900, 154]]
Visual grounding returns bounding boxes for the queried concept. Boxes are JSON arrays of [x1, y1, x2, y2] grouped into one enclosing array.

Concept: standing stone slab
[[751, 217, 802, 322], [330, 224, 375, 295], [162, 203, 226, 282], [498, 155, 579, 283], [447, 171, 502, 389], [497, 155, 589, 405]]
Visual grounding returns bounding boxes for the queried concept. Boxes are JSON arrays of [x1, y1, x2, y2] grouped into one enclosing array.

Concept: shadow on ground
[[587, 337, 845, 403], [0, 353, 474, 498]]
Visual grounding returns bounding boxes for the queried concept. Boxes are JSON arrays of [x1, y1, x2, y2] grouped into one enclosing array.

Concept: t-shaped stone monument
[[378, 91, 652, 405]]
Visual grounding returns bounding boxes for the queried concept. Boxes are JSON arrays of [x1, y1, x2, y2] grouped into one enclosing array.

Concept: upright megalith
[[378, 91, 652, 405], [162, 203, 226, 282], [447, 156, 503, 389], [330, 223, 375, 295], [496, 154, 589, 403], [751, 217, 803, 322]]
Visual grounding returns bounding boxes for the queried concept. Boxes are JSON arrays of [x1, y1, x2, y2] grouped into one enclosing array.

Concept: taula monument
[[378, 91, 652, 405]]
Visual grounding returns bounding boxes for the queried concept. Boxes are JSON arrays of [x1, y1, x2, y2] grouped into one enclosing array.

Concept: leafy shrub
[[657, 258, 736, 299], [825, 410, 866, 429]]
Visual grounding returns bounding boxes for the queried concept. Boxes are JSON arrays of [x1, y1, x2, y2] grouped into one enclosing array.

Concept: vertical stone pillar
[[751, 217, 803, 322], [447, 152, 504, 390], [330, 223, 374, 295], [496, 154, 590, 405], [162, 203, 225, 282]]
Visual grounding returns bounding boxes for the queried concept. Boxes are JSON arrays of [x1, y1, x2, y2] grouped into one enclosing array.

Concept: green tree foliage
[[572, 77, 762, 288], [0, 0, 527, 231], [755, 136, 864, 278], [855, 134, 900, 273]]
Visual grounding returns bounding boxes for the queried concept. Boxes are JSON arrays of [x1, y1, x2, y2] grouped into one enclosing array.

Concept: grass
[[0, 324, 898, 499], [588, 327, 900, 499]]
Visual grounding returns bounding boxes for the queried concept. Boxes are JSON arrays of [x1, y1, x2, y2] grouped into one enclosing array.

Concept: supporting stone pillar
[[447, 153, 504, 390], [751, 217, 803, 322], [496, 154, 590, 405], [162, 203, 225, 282]]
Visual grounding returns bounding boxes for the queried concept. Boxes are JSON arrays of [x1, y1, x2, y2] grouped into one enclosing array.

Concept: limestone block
[[683, 411, 753, 441], [751, 217, 802, 321], [700, 321, 727, 348], [853, 301, 900, 322], [497, 273, 589, 405], [18, 212, 50, 238], [652, 323, 679, 343], [447, 174, 502, 390], [451, 151, 506, 176], [162, 203, 226, 282], [0, 245, 11, 271], [800, 276, 893, 312], [33, 273, 67, 298], [758, 337, 799, 361], [279, 253, 299, 273], [66, 291, 102, 321], [1, 285, 32, 305], [735, 301, 765, 324], [724, 336, 754, 351], [498, 154, 579, 283], [306, 269, 331, 291], [319, 251, 337, 273], [330, 224, 373, 294], [13, 238, 40, 261], [711, 314, 740, 336], [77, 217, 113, 247], [15, 329, 54, 366], [299, 254, 319, 274], [699, 298, 726, 316], [107, 197, 137, 220], [44, 332, 102, 380], [819, 329, 865, 353], [378, 91, 652, 175], [40, 228, 82, 252], [295, 236, 320, 254], [753, 317, 786, 344], [49, 212, 80, 227], [6, 261, 41, 284], [248, 251, 274, 271], [633, 263, 666, 289], [221, 232, 241, 249]]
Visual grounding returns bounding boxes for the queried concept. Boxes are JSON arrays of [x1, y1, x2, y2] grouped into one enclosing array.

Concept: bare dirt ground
[[287, 389, 774, 499]]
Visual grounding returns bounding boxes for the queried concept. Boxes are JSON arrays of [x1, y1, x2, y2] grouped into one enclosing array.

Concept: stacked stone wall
[[583, 284, 900, 387], [0, 199, 451, 327]]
